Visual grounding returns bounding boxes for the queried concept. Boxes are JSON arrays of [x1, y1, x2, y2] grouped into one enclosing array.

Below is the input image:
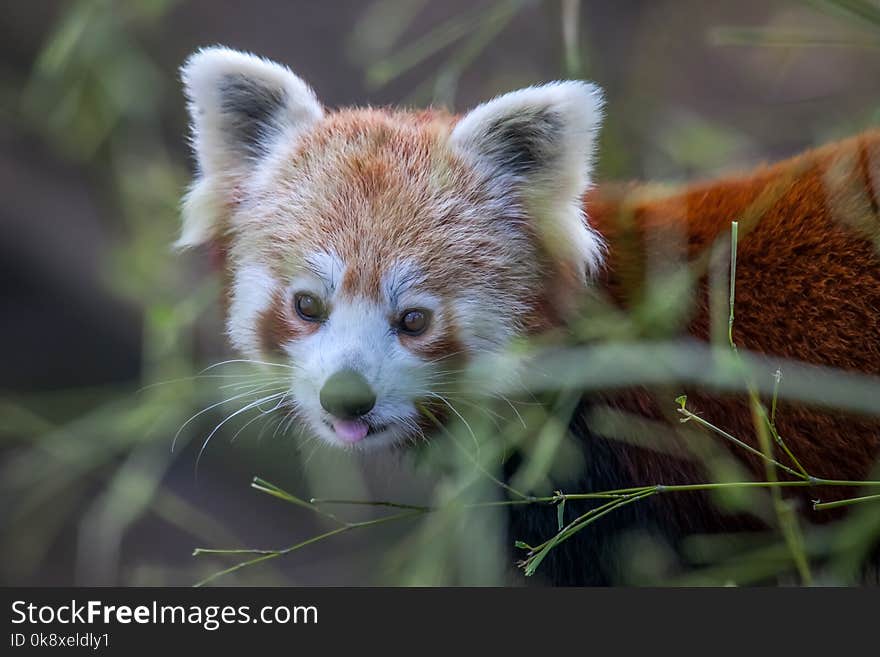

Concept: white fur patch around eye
[[381, 261, 435, 310], [281, 251, 345, 312], [304, 251, 345, 294], [227, 262, 278, 356]]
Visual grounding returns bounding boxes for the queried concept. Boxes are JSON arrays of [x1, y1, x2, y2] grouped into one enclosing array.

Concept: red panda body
[[589, 131, 880, 485], [179, 47, 880, 584], [507, 132, 880, 584]]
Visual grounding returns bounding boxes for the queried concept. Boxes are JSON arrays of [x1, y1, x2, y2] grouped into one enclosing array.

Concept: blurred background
[[2, 0, 879, 586]]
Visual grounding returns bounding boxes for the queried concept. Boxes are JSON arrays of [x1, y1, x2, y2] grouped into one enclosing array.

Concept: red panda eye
[[399, 309, 430, 336], [294, 292, 325, 322]]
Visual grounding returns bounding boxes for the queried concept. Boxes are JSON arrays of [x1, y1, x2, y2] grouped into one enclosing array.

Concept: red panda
[[178, 47, 880, 584]]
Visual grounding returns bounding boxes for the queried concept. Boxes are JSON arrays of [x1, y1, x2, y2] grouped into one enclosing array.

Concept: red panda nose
[[319, 369, 377, 420]]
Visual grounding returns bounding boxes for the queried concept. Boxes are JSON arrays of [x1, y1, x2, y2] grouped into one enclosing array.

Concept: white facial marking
[[228, 262, 278, 358], [286, 251, 344, 302], [277, 256, 441, 449]]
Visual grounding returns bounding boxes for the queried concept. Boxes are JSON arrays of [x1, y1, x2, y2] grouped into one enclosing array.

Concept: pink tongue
[[332, 419, 370, 443]]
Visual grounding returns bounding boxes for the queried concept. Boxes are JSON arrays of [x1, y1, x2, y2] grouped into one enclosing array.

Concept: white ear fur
[[177, 46, 323, 248], [450, 82, 605, 276]]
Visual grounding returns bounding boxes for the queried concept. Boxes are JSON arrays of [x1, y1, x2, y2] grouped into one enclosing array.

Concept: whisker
[[195, 391, 287, 474], [281, 410, 300, 437], [444, 397, 505, 429], [496, 392, 528, 429], [229, 411, 268, 444], [400, 415, 428, 445], [199, 359, 294, 374], [216, 376, 290, 391], [427, 393, 479, 451], [138, 372, 280, 394], [421, 350, 468, 366], [171, 383, 288, 453], [257, 412, 285, 443], [293, 421, 309, 444], [256, 393, 289, 413], [273, 407, 295, 439], [420, 366, 468, 377], [303, 439, 322, 466]]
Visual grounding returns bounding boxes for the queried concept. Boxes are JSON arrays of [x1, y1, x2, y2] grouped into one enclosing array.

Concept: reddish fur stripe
[[584, 130, 880, 493], [257, 290, 320, 355]]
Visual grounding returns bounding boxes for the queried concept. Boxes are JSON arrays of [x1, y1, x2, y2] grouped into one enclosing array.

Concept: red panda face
[[179, 48, 604, 449]]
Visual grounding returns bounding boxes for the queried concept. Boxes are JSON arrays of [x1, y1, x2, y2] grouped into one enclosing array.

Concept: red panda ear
[[450, 82, 606, 277], [176, 47, 323, 249]]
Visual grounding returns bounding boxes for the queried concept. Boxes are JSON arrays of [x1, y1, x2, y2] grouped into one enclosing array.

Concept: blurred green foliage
[[3, 0, 231, 586]]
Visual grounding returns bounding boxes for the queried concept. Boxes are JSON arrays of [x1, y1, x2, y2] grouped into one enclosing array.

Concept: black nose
[[319, 369, 376, 419]]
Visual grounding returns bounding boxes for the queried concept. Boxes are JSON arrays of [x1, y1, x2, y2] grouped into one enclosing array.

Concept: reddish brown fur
[[260, 108, 515, 301], [402, 299, 467, 363], [257, 289, 320, 356], [584, 130, 880, 501], [229, 107, 567, 356]]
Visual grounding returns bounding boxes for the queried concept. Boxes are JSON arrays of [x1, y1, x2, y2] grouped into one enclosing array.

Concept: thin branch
[[677, 405, 805, 479], [813, 493, 880, 511], [193, 510, 424, 587]]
